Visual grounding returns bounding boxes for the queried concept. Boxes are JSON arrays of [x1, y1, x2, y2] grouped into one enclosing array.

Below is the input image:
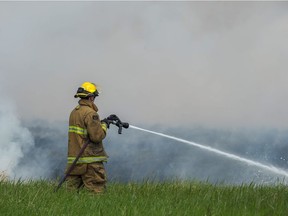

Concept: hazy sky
[[1, 1, 288, 128]]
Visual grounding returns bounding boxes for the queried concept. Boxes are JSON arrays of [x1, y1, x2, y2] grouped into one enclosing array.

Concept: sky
[[1, 1, 288, 128]]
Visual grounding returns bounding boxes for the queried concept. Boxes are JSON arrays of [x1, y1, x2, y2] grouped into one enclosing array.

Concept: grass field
[[0, 178, 288, 216]]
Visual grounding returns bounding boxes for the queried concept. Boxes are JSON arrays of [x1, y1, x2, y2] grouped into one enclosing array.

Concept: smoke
[[0, 98, 66, 180], [1, 2, 288, 128], [1, 101, 288, 184], [16, 119, 67, 180], [1, 2, 288, 184], [105, 124, 288, 184], [0, 100, 34, 178]]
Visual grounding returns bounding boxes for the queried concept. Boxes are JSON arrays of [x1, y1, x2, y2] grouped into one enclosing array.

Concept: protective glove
[[107, 114, 120, 121], [101, 118, 112, 128]]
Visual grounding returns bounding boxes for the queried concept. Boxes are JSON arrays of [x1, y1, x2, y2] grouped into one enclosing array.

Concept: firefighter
[[65, 82, 111, 194]]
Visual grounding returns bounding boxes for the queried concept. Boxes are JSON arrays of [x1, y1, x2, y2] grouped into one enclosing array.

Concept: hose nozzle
[[107, 114, 129, 134]]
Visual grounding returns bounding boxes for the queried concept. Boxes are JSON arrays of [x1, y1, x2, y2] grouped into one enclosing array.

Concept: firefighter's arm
[[85, 111, 107, 143]]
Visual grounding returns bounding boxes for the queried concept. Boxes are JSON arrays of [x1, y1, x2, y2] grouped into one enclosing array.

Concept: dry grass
[[0, 170, 8, 182]]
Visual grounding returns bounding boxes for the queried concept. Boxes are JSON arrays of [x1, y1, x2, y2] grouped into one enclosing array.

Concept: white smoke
[[0, 101, 287, 185], [0, 100, 35, 178], [1, 2, 288, 128]]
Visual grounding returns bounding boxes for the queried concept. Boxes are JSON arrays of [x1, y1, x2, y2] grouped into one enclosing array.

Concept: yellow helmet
[[74, 82, 99, 98]]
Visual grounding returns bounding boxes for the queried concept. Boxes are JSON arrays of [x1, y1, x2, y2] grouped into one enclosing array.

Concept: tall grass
[[0, 179, 287, 216]]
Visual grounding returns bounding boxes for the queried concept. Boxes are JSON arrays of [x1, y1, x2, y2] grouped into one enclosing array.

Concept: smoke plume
[[0, 101, 34, 178], [2, 107, 288, 185], [0, 99, 66, 180], [1, 2, 288, 128], [1, 2, 288, 184]]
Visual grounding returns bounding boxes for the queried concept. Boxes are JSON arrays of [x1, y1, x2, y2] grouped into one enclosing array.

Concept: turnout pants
[[66, 162, 107, 193]]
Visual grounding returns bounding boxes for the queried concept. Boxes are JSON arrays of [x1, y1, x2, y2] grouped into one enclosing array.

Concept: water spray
[[130, 125, 288, 178]]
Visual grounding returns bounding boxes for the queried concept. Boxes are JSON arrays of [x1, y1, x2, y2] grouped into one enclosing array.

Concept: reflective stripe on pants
[[67, 156, 107, 164]]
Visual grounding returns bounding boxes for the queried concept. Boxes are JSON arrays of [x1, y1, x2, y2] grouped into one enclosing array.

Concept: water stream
[[130, 125, 288, 178]]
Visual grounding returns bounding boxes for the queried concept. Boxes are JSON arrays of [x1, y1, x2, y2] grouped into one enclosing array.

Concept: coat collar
[[78, 99, 98, 112]]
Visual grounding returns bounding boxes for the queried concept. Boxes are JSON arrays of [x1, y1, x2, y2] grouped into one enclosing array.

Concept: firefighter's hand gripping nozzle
[[107, 114, 129, 134]]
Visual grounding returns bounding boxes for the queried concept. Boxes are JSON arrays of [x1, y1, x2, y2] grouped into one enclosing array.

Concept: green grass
[[0, 179, 288, 216]]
